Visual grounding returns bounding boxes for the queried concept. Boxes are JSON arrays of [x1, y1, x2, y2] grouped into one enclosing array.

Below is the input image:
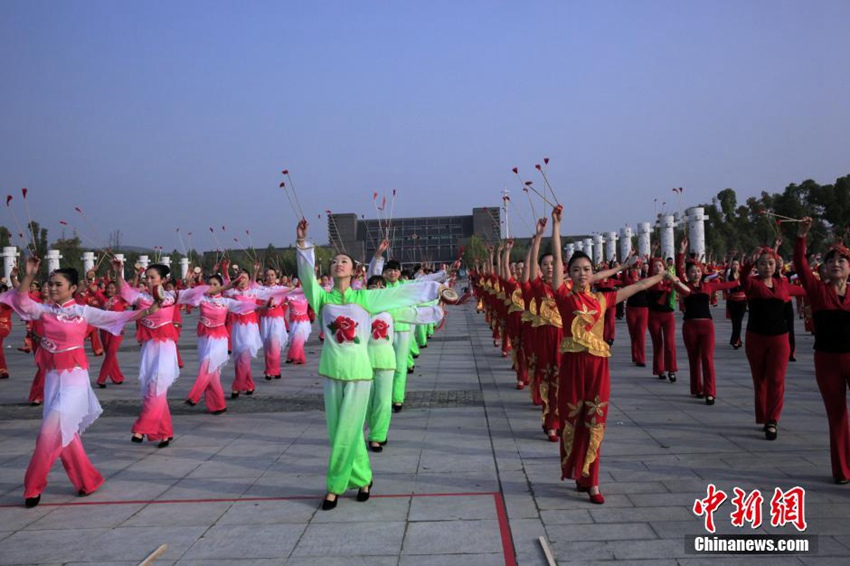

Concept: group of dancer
[[3, 219, 456, 510], [472, 205, 850, 504]]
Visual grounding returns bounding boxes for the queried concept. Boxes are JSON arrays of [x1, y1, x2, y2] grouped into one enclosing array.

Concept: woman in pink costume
[[5, 257, 150, 508], [115, 260, 180, 448], [179, 274, 266, 414]]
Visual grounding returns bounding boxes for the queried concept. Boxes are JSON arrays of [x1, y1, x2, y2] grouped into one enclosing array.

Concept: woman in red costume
[[673, 238, 741, 404], [725, 255, 747, 349], [550, 206, 668, 504], [741, 247, 805, 440], [794, 218, 850, 482], [646, 257, 679, 382], [94, 280, 129, 387]]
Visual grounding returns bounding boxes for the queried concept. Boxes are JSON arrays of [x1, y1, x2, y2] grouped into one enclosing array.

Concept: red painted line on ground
[[493, 492, 517, 566]]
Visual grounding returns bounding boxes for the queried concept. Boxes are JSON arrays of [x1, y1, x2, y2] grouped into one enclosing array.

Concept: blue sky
[[2, 0, 848, 252]]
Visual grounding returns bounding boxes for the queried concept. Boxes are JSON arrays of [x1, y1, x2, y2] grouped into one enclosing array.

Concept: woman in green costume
[[296, 219, 445, 510]]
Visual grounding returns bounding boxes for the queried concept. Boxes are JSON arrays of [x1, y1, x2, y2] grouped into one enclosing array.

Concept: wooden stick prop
[[525, 182, 559, 209], [534, 162, 561, 206], [512, 167, 538, 220], [138, 543, 168, 566], [20, 188, 40, 253], [325, 210, 346, 254], [759, 209, 803, 222], [278, 181, 301, 221], [387, 189, 397, 241], [4, 195, 34, 253], [282, 169, 306, 220], [75, 207, 115, 260]]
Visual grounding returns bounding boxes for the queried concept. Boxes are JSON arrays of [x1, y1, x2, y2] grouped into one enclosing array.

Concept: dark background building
[[328, 207, 501, 266]]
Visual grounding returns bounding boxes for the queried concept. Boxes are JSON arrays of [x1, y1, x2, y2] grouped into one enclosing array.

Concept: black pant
[[728, 300, 747, 346]]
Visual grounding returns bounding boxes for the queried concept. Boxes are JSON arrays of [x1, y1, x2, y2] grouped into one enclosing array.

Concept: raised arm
[[551, 206, 564, 292], [616, 271, 669, 304], [520, 239, 533, 284], [527, 217, 547, 282], [794, 217, 817, 291]]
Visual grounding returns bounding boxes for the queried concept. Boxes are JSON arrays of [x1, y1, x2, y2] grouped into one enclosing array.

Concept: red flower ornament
[[328, 315, 359, 344], [371, 319, 390, 341]]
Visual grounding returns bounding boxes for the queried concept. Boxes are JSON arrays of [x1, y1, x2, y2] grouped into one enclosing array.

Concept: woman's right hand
[[25, 256, 40, 277], [798, 217, 813, 238], [297, 219, 309, 242]]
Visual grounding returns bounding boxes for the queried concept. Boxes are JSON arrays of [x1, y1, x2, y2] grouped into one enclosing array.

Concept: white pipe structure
[[657, 214, 677, 261], [160, 256, 171, 269], [46, 249, 62, 272], [565, 242, 575, 262], [591, 234, 604, 265], [112, 253, 125, 280], [81, 251, 96, 275], [619, 226, 633, 261], [685, 206, 707, 261], [604, 231, 618, 263], [637, 222, 652, 258], [179, 257, 190, 280], [138, 255, 150, 271], [583, 238, 594, 262], [574, 240, 584, 253], [2, 247, 19, 283]]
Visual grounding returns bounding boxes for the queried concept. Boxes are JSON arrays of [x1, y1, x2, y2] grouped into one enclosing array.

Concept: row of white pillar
[[0, 248, 192, 282], [564, 206, 707, 265]]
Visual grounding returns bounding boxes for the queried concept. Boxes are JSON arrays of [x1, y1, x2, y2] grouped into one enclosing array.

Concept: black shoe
[[412, 354, 419, 359], [605, 339, 614, 346], [98, 383, 107, 389], [695, 393, 704, 399], [379, 439, 388, 446], [231, 392, 240, 399], [668, 372, 677, 383], [368, 442, 383, 453], [24, 495, 40, 508], [30, 401, 42, 407], [789, 356, 796, 362], [78, 489, 91, 497], [407, 367, 414, 374], [356, 482, 373, 502], [245, 390, 254, 396], [321, 494, 338, 510], [285, 359, 293, 364], [157, 437, 173, 449], [184, 399, 197, 407], [705, 396, 715, 406], [765, 422, 778, 441], [211, 408, 227, 415], [657, 374, 667, 380], [636, 362, 646, 367], [265, 374, 272, 381], [835, 478, 849, 485], [131, 435, 144, 443], [421, 344, 428, 349], [392, 403, 403, 413], [274, 374, 281, 379]]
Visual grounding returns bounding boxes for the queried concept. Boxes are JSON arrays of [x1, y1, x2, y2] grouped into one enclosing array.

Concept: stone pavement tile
[[413, 471, 498, 494], [400, 554, 505, 566], [678, 558, 806, 565], [538, 509, 595, 525], [0, 504, 53, 531], [627, 491, 699, 508], [648, 519, 768, 539], [286, 557, 397, 566], [501, 490, 540, 520], [535, 492, 633, 511], [185, 458, 274, 479], [596, 480, 669, 495], [368, 472, 417, 495], [157, 477, 253, 500], [77, 525, 207, 563], [402, 519, 503, 555], [180, 523, 304, 560], [81, 477, 177, 503], [589, 505, 695, 524], [241, 472, 325, 499], [0, 527, 110, 564], [120, 499, 232, 527], [417, 454, 496, 474], [546, 540, 616, 562], [24, 502, 145, 530], [292, 521, 405, 557], [215, 499, 317, 525], [802, 559, 850, 566], [310, 495, 410, 523], [408, 492, 497, 521], [66, 562, 158, 566], [370, 450, 424, 475], [546, 523, 657, 543], [176, 561, 280, 566], [109, 456, 204, 480]]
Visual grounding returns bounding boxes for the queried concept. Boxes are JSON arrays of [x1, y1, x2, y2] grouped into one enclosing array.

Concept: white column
[[574, 240, 584, 253], [179, 257, 190, 280], [686, 207, 707, 261], [619, 226, 633, 260], [81, 251, 96, 274], [161, 255, 171, 269], [2, 247, 19, 282], [138, 255, 150, 270], [113, 253, 125, 280], [604, 231, 618, 263], [657, 214, 676, 261], [583, 237, 594, 262], [565, 242, 575, 262], [637, 222, 652, 258], [591, 234, 604, 265], [46, 249, 62, 272]]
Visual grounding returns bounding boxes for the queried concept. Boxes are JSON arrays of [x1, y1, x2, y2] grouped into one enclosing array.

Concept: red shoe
[[501, 351, 508, 358], [547, 429, 559, 442], [516, 382, 525, 390], [589, 491, 605, 504]]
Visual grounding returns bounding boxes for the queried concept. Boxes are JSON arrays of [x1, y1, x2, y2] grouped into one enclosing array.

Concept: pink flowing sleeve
[[0, 288, 45, 321], [82, 305, 139, 336]]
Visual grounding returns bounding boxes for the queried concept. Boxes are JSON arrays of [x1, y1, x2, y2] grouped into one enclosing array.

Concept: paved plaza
[[0, 296, 848, 565]]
